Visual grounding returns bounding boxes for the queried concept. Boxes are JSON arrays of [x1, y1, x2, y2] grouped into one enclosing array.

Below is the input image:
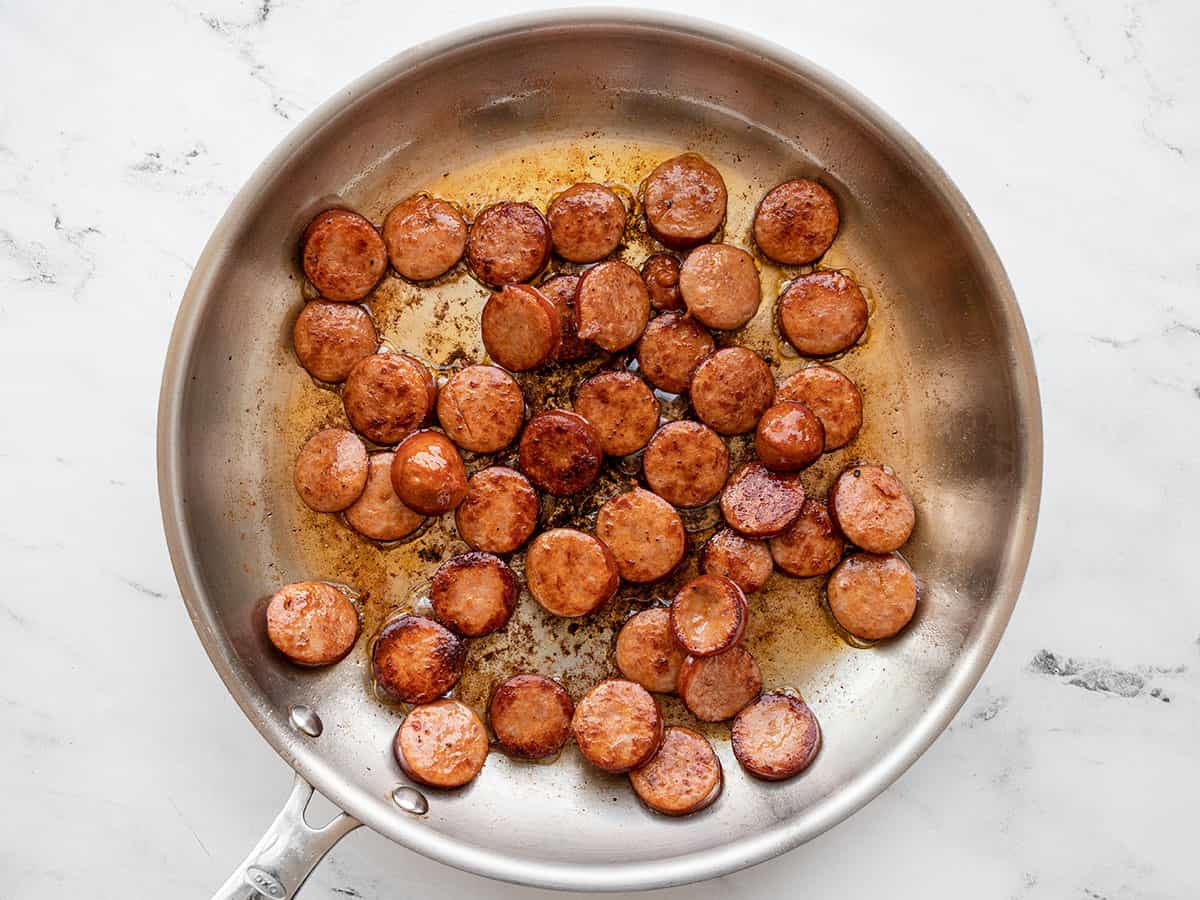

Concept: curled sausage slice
[[481, 284, 562, 372], [266, 581, 360, 666], [431, 552, 519, 637], [828, 464, 915, 553], [518, 410, 602, 496], [343, 352, 434, 445], [827, 552, 918, 641], [547, 183, 626, 263], [642, 154, 727, 249], [345, 452, 426, 541], [630, 726, 723, 817], [753, 179, 840, 265], [670, 574, 747, 657], [571, 679, 664, 773], [575, 260, 651, 352], [293, 428, 368, 513], [489, 674, 574, 759], [755, 401, 825, 472], [293, 301, 378, 383], [677, 646, 762, 722], [641, 253, 683, 311], [539, 274, 593, 362], [615, 607, 686, 693], [390, 430, 468, 515], [394, 700, 488, 788], [574, 371, 659, 456], [466, 201, 551, 286], [372, 614, 466, 703], [720, 462, 806, 538], [732, 694, 822, 781], [383, 194, 468, 281], [436, 365, 525, 453], [769, 498, 844, 577], [454, 466, 539, 554], [525, 528, 619, 617], [702, 529, 773, 594], [642, 421, 728, 508], [636, 312, 714, 394], [679, 244, 761, 331], [301, 209, 387, 301], [777, 365, 863, 450], [690, 347, 775, 435], [596, 488, 686, 583], [778, 271, 868, 357]]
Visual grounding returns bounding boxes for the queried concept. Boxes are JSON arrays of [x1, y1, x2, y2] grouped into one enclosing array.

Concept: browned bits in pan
[[827, 551, 918, 641], [642, 153, 727, 249], [466, 201, 551, 286], [689, 347, 775, 435], [344, 452, 426, 541], [301, 209, 387, 302], [436, 364, 525, 453], [489, 674, 574, 759], [720, 462, 806, 538], [293, 428, 368, 513], [547, 182, 627, 263], [596, 487, 686, 583], [431, 552, 519, 637], [518, 410, 603, 496], [753, 178, 840, 265], [574, 371, 659, 457], [778, 271, 868, 357], [769, 498, 844, 578], [454, 466, 539, 554], [383, 194, 468, 281], [394, 699, 488, 788], [571, 679, 664, 773], [293, 301, 378, 384], [828, 464, 915, 553], [630, 726, 723, 816], [702, 529, 773, 594], [776, 364, 863, 451], [732, 693, 821, 780], [615, 607, 686, 694], [266, 581, 360, 667], [372, 614, 466, 704]]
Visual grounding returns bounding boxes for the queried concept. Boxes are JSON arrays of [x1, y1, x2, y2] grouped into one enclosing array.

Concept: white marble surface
[[1, 0, 1197, 897]]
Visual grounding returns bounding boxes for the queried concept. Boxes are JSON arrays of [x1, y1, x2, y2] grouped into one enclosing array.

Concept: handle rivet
[[392, 785, 429, 815], [289, 705, 323, 737]]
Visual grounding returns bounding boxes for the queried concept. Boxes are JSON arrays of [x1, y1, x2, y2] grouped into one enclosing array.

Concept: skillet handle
[[212, 772, 360, 899]]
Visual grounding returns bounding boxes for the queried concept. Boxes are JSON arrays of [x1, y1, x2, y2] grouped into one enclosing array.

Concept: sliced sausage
[[293, 301, 378, 383], [642, 154, 727, 249], [574, 371, 659, 456], [642, 421, 728, 508], [596, 488, 686, 583], [345, 452, 426, 541], [702, 529, 773, 594], [431, 552, 519, 637], [677, 646, 762, 722], [525, 528, 619, 617], [678, 244, 761, 331], [575, 260, 651, 352], [390, 430, 468, 515], [481, 284, 562, 372], [720, 462, 806, 538], [301, 209, 387, 302], [518, 410, 602, 496], [394, 699, 488, 788], [690, 347, 775, 435], [827, 552, 918, 640], [372, 614, 466, 703], [732, 694, 821, 781], [489, 674, 574, 759], [778, 271, 868, 357], [769, 498, 844, 577], [670, 574, 747, 657], [636, 312, 714, 394], [454, 466, 539, 554], [571, 679, 664, 773], [828, 464, 916, 553], [753, 178, 840, 265], [755, 401, 825, 472], [547, 183, 626, 262], [539, 274, 593, 362], [466, 201, 551, 286], [342, 352, 434, 445], [436, 364, 525, 453], [293, 428, 368, 513], [641, 253, 684, 311], [266, 581, 360, 666], [382, 194, 468, 281], [630, 726, 723, 817], [777, 365, 863, 451], [614, 607, 686, 693]]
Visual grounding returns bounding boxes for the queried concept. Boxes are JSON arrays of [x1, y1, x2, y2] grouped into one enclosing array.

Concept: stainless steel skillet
[[157, 10, 1042, 897]]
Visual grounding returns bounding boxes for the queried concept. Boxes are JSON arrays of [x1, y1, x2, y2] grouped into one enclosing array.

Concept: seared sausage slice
[[343, 352, 435, 445], [489, 674, 574, 759], [732, 694, 821, 780], [394, 700, 488, 788], [827, 552, 918, 641], [755, 401, 825, 472], [575, 260, 651, 352], [777, 365, 863, 451], [539, 274, 593, 362], [677, 646, 762, 722], [526, 527, 619, 617], [642, 253, 684, 311], [373, 614, 465, 703], [382, 194, 468, 281], [828, 464, 915, 553], [679, 244, 761, 331], [345, 452, 426, 541], [670, 575, 747, 657], [436, 364, 525, 454], [630, 726, 723, 817], [596, 488, 686, 583], [574, 371, 659, 456], [454, 466, 539, 554], [293, 301, 378, 383], [266, 581, 360, 666], [390, 430, 468, 515], [690, 347, 775, 435], [753, 179, 840, 265], [642, 154, 727, 249], [481, 284, 562, 372], [518, 410, 602, 496], [636, 312, 714, 394], [702, 529, 773, 594], [769, 498, 844, 577], [571, 679, 664, 773], [466, 201, 551, 286], [431, 552, 519, 637], [294, 428, 368, 513], [615, 607, 686, 693], [301, 209, 387, 302], [642, 421, 729, 508], [720, 462, 806, 538], [778, 271, 868, 357], [547, 183, 626, 262]]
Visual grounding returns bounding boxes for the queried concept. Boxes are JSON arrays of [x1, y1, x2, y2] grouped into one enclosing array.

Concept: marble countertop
[[2, 1, 1196, 897]]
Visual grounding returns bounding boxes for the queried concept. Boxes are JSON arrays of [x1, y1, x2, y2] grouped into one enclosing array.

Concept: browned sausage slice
[[702, 529, 773, 594], [466, 201, 551, 286], [382, 194, 468, 281], [489, 674, 574, 759], [596, 488, 686, 583], [575, 260, 651, 352], [539, 274, 593, 361], [571, 679, 663, 773], [720, 462, 806, 537], [394, 700, 488, 788], [525, 528, 619, 617], [266, 581, 360, 666], [755, 401, 825, 472], [636, 312, 714, 394], [630, 726, 723, 816], [345, 452, 426, 541], [732, 694, 821, 780], [769, 498, 844, 577], [390, 430, 468, 515], [670, 574, 747, 657], [642, 421, 728, 508], [777, 365, 863, 450], [678, 244, 761, 331], [518, 410, 602, 496], [642, 154, 727, 249], [574, 371, 659, 456], [753, 179, 840, 265], [827, 552, 918, 640], [828, 464, 915, 553], [431, 552, 519, 636], [547, 183, 627, 263], [614, 607, 686, 693], [436, 365, 525, 453], [690, 347, 775, 435], [481, 284, 562, 372], [641, 253, 684, 311], [293, 428, 368, 513], [342, 352, 435, 445], [293, 301, 378, 383], [301, 209, 387, 301], [677, 646, 762, 722], [778, 271, 868, 357], [454, 466, 539, 554], [372, 614, 466, 703]]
